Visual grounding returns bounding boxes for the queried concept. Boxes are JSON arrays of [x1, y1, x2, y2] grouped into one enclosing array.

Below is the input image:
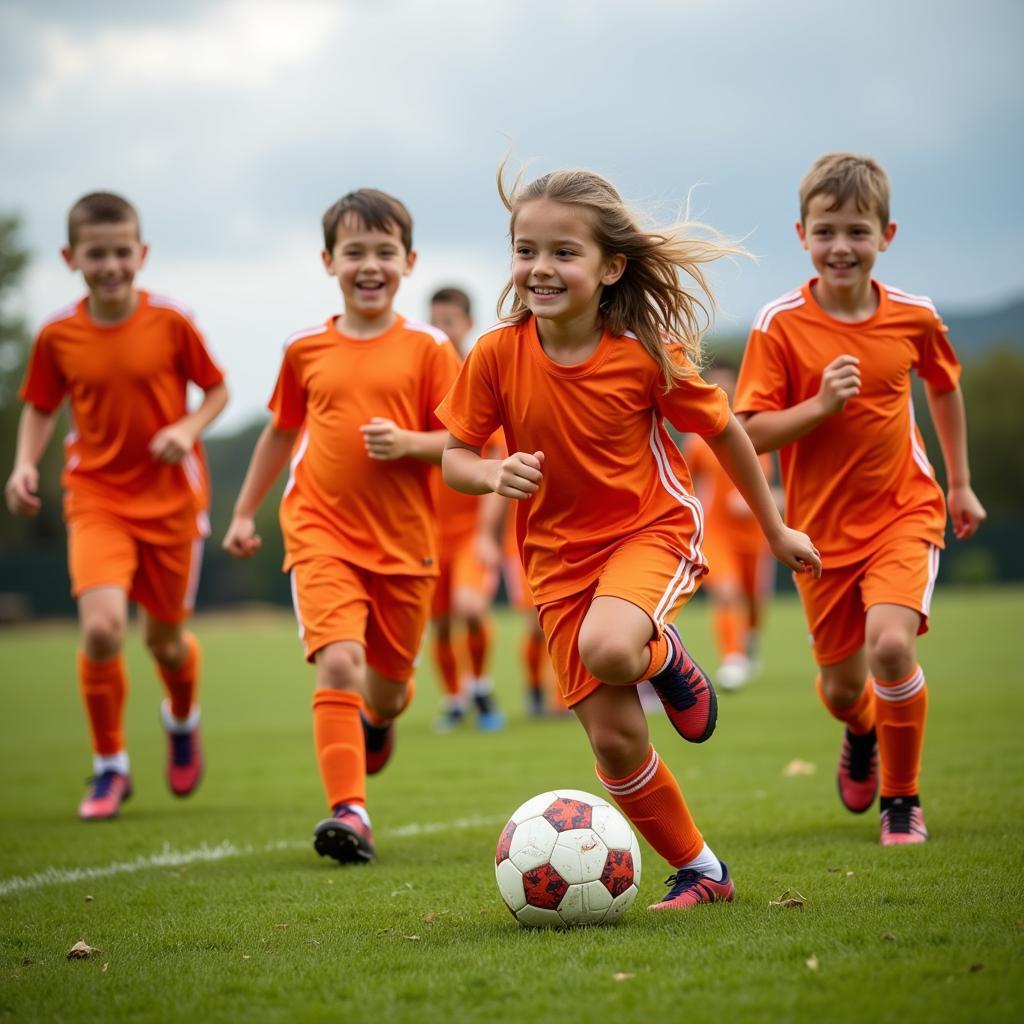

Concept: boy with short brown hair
[[5, 191, 228, 820], [736, 152, 986, 844], [223, 189, 459, 864]]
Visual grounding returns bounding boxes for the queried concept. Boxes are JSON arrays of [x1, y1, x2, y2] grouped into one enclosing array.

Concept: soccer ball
[[494, 789, 642, 927]]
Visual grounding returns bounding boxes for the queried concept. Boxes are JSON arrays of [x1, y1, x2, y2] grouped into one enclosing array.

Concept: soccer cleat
[[161, 700, 203, 797], [649, 625, 718, 743], [78, 770, 133, 821], [313, 804, 375, 864], [361, 714, 395, 775], [837, 727, 878, 813], [473, 690, 505, 732], [434, 704, 466, 733], [648, 861, 735, 910], [880, 797, 929, 846]]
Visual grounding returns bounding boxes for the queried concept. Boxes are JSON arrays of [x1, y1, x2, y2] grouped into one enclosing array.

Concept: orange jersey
[[20, 291, 224, 543], [684, 437, 772, 555], [270, 314, 460, 575], [735, 280, 960, 566], [436, 316, 730, 604]]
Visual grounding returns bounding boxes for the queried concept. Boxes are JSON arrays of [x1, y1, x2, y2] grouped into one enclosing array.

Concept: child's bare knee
[[316, 643, 365, 690], [579, 634, 638, 684], [869, 630, 915, 680], [81, 615, 125, 659]]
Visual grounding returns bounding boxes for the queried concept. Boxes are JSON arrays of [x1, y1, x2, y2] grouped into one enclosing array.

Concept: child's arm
[[222, 423, 298, 558], [704, 414, 821, 576], [4, 405, 58, 517], [740, 354, 860, 454], [475, 490, 509, 571], [360, 418, 449, 466], [442, 436, 544, 498], [150, 381, 230, 464], [924, 382, 986, 539]]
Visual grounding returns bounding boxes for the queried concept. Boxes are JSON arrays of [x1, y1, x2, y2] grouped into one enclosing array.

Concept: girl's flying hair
[[497, 164, 748, 388]]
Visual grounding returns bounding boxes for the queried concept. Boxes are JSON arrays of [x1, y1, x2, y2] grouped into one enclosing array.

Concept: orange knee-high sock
[[312, 689, 365, 811], [638, 633, 671, 681], [596, 746, 703, 867], [874, 666, 928, 797], [79, 652, 128, 756], [713, 605, 744, 659], [466, 619, 492, 678], [157, 634, 200, 720], [816, 675, 876, 736], [434, 634, 461, 698]]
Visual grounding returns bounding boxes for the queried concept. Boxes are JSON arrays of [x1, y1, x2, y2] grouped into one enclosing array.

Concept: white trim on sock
[[160, 699, 200, 734], [679, 842, 722, 881], [344, 803, 371, 828], [93, 751, 130, 776]]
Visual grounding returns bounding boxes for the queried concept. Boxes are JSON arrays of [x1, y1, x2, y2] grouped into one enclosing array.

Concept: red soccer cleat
[[880, 798, 929, 846], [314, 804, 375, 864], [161, 701, 203, 797], [361, 714, 395, 775], [649, 625, 718, 743], [78, 770, 133, 821], [837, 727, 878, 814], [648, 861, 735, 910]]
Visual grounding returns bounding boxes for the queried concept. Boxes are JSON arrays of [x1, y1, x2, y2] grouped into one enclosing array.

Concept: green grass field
[[1, 589, 1022, 1023]]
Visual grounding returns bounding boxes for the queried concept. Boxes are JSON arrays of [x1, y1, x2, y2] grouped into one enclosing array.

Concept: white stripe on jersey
[[282, 428, 309, 499], [647, 413, 705, 566], [753, 289, 804, 333], [403, 319, 450, 346], [886, 287, 939, 317], [907, 398, 935, 480], [38, 301, 80, 331], [283, 324, 329, 349]]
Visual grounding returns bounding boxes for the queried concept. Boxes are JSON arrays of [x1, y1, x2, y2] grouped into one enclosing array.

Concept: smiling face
[[322, 215, 415, 326], [62, 220, 147, 320], [797, 194, 896, 300], [511, 198, 624, 331]]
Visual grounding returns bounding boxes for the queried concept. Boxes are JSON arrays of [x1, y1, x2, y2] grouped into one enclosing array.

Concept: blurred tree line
[[1, 215, 1022, 619]]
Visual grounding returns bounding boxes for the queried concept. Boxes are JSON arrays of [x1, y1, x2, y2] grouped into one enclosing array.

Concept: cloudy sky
[[3, 0, 1022, 431]]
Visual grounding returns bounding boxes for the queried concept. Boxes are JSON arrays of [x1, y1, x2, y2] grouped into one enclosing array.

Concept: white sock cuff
[[93, 751, 130, 776], [597, 747, 660, 798], [161, 699, 200, 733], [874, 666, 926, 703]]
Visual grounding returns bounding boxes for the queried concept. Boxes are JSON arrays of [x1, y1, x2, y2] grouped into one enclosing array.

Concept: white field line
[[0, 814, 503, 898]]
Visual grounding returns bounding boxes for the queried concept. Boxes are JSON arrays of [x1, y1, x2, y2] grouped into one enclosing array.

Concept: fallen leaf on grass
[[769, 890, 806, 909], [84, 895, 94, 903], [969, 963, 984, 973], [805, 955, 819, 971], [275, 924, 289, 930], [612, 973, 635, 982], [423, 912, 445, 924], [846, 871, 855, 878], [242, 955, 251, 960], [391, 882, 414, 897], [883, 932, 897, 942], [66, 941, 100, 960], [784, 759, 817, 777], [403, 935, 421, 942], [102, 963, 109, 973]]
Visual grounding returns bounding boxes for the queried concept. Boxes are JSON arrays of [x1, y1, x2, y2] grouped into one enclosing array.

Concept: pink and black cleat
[[648, 861, 735, 910], [880, 797, 929, 846], [78, 771, 133, 821], [361, 714, 395, 776], [314, 804, 375, 864], [161, 701, 203, 797], [649, 625, 718, 743], [837, 727, 878, 813]]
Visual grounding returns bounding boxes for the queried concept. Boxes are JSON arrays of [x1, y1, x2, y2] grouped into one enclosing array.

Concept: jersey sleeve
[[176, 313, 225, 390], [735, 327, 791, 415], [423, 338, 462, 431], [914, 310, 961, 392], [19, 329, 66, 413], [268, 346, 307, 431], [435, 337, 502, 447], [655, 347, 730, 437]]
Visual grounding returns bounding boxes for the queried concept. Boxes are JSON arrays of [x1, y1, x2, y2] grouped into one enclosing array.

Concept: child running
[[223, 189, 459, 864], [437, 167, 821, 909], [4, 192, 228, 819], [684, 358, 778, 692], [735, 153, 986, 845], [427, 287, 505, 731]]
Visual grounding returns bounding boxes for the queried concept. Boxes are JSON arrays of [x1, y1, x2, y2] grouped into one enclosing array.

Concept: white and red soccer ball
[[494, 789, 641, 927]]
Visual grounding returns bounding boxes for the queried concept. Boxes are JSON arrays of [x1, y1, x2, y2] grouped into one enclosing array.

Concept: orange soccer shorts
[[502, 552, 535, 612], [67, 510, 203, 624], [795, 535, 940, 666], [431, 533, 498, 618], [537, 531, 706, 708], [290, 556, 435, 679]]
